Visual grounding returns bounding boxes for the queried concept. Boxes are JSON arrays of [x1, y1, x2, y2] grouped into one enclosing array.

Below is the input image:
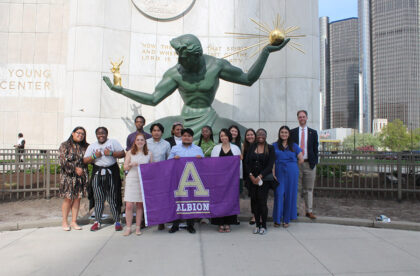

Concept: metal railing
[[0, 149, 60, 200], [315, 151, 420, 200], [0, 149, 125, 201], [1, 149, 420, 201]]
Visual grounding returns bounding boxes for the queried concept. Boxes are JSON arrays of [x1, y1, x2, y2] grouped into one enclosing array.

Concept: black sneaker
[[169, 225, 179, 233], [186, 225, 196, 234]]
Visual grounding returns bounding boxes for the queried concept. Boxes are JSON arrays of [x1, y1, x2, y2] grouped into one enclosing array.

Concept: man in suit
[[291, 110, 318, 219]]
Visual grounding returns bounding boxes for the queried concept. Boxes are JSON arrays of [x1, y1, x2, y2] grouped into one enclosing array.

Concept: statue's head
[[170, 34, 203, 71], [170, 34, 203, 57]]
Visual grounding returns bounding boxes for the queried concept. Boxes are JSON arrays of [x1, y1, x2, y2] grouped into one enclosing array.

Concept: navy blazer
[[290, 127, 319, 169]]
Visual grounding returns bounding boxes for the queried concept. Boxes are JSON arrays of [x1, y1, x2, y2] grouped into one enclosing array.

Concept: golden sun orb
[[269, 29, 285, 45], [223, 14, 306, 59]]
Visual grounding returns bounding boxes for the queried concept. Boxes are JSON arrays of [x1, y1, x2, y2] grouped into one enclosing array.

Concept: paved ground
[[2, 222, 420, 276], [2, 195, 420, 227]]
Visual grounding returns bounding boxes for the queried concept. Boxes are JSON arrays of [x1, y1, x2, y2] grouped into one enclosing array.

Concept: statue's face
[[178, 53, 200, 70]]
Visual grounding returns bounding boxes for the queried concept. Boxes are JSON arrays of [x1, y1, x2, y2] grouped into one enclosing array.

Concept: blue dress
[[272, 142, 301, 224]]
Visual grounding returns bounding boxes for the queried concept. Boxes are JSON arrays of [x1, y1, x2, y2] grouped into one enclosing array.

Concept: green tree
[[342, 132, 382, 151], [379, 120, 411, 151], [408, 127, 420, 150]]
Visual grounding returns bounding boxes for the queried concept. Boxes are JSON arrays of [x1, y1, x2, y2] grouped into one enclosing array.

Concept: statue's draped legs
[[145, 105, 247, 141]]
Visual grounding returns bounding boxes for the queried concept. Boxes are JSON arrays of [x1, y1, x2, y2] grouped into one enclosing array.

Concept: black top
[[165, 136, 177, 148], [219, 148, 233, 157], [244, 143, 275, 178]]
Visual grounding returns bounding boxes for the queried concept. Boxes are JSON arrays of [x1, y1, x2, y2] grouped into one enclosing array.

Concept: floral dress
[[59, 140, 88, 199]]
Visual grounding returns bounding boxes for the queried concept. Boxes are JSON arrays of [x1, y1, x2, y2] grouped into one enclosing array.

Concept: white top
[[17, 137, 25, 146], [174, 136, 182, 145], [84, 138, 124, 167], [298, 126, 308, 159], [210, 143, 241, 157], [211, 143, 242, 179]]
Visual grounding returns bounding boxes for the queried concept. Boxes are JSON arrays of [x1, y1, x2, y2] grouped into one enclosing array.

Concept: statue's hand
[[103, 76, 123, 93], [264, 38, 290, 53]]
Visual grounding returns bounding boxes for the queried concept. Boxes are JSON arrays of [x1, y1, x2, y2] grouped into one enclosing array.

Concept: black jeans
[[172, 219, 194, 228], [249, 183, 270, 228]]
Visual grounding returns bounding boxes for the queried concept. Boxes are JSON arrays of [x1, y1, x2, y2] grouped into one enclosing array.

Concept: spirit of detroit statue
[[103, 34, 289, 140]]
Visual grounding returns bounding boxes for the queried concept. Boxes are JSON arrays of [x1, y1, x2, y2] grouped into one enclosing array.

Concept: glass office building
[[359, 0, 420, 130], [329, 18, 360, 129], [320, 18, 359, 129]]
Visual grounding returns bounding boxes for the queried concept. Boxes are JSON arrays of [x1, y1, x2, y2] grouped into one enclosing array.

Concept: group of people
[[58, 110, 318, 236]]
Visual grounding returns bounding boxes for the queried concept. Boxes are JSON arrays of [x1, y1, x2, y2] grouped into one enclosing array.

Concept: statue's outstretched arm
[[103, 73, 178, 106], [219, 38, 290, 86]]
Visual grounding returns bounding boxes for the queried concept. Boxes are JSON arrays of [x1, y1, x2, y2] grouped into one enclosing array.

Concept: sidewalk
[[1, 222, 420, 276]]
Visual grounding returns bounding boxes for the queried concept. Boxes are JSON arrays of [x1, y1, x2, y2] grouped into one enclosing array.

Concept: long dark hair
[[277, 125, 294, 152], [243, 128, 256, 156], [198, 125, 214, 146], [228, 125, 241, 148], [218, 128, 232, 143], [67, 126, 88, 148]]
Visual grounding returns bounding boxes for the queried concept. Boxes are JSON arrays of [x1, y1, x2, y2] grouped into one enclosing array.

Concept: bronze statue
[[103, 34, 289, 140]]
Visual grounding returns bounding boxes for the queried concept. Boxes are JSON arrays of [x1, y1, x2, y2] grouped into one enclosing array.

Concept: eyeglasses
[[75, 132, 85, 136]]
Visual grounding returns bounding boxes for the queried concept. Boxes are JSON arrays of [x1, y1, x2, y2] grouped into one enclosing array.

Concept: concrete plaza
[[1, 222, 420, 276]]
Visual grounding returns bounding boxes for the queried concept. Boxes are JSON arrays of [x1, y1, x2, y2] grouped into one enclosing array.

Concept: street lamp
[[353, 129, 356, 151], [410, 122, 413, 151]]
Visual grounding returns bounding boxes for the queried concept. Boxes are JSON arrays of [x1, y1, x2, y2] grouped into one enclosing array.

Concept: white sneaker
[[253, 227, 260, 234], [259, 227, 267, 235]]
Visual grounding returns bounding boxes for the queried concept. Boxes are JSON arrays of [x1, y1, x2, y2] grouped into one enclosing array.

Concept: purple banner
[[139, 156, 240, 226]]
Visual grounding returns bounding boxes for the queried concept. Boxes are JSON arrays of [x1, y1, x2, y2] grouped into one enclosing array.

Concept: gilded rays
[[224, 14, 305, 59]]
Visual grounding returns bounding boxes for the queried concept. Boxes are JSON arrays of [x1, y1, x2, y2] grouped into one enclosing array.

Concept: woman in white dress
[[123, 133, 153, 236]]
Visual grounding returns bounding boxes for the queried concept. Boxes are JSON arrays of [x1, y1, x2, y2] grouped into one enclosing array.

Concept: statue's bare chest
[[176, 65, 220, 94]]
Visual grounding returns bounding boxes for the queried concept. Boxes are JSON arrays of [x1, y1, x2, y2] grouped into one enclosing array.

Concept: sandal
[[123, 227, 131, 236], [224, 225, 231, 233], [62, 225, 71, 231], [283, 223, 289, 228], [135, 226, 142, 236], [274, 223, 281, 228], [218, 225, 225, 233], [70, 223, 82, 230]]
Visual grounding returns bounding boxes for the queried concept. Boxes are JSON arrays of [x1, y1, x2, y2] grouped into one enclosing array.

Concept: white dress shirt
[[298, 126, 308, 159]]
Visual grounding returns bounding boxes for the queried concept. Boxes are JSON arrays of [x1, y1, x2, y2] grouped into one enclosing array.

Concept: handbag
[[262, 173, 279, 190]]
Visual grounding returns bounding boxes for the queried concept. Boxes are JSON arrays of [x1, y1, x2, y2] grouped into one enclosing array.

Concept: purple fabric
[[139, 156, 240, 226]]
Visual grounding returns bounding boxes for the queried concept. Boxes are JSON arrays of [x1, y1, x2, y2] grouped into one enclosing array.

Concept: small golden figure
[[110, 58, 124, 86]]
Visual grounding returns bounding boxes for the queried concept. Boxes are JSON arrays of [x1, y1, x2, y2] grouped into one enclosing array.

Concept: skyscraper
[[319, 17, 359, 130], [319, 17, 330, 130], [359, 0, 420, 130], [329, 18, 360, 129]]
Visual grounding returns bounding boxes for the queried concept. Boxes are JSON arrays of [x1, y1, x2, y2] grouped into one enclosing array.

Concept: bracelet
[[108, 150, 114, 156], [92, 153, 96, 160]]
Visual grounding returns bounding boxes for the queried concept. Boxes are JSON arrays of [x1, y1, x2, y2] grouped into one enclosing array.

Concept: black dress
[[211, 147, 238, 226]]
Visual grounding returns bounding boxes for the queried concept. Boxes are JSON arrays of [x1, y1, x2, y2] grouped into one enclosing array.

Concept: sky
[[319, 0, 358, 22]]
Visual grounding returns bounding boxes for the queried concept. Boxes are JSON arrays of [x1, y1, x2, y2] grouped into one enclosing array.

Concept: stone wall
[[0, 0, 319, 148], [0, 0, 69, 148]]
